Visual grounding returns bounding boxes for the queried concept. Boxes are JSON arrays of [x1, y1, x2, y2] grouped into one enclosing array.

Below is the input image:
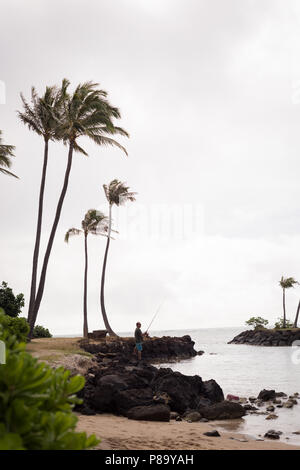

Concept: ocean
[[150, 327, 300, 445]]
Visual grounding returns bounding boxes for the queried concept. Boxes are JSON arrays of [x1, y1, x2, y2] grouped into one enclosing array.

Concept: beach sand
[[76, 413, 300, 451]]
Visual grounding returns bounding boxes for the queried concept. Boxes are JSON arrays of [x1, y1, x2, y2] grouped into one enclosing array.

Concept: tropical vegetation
[[0, 311, 98, 450]]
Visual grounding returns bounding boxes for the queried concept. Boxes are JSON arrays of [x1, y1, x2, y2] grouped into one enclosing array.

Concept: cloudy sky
[[1, 0, 300, 335]]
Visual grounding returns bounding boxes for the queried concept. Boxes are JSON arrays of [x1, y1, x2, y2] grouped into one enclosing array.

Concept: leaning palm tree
[[279, 276, 298, 328], [101, 180, 137, 336], [294, 299, 300, 329], [0, 130, 17, 178], [30, 81, 128, 337], [65, 209, 109, 338], [18, 80, 68, 324]]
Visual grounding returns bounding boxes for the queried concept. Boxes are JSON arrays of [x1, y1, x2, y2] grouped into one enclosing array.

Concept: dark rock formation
[[80, 335, 198, 362], [78, 359, 225, 420], [127, 404, 170, 422], [198, 401, 246, 420], [204, 430, 220, 437], [228, 329, 300, 347], [258, 389, 276, 401]]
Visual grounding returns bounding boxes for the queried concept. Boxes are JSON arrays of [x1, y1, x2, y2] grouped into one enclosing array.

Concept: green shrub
[[33, 325, 52, 338], [0, 281, 24, 318], [0, 313, 29, 342], [0, 312, 99, 450], [274, 317, 294, 329], [245, 316, 269, 330]]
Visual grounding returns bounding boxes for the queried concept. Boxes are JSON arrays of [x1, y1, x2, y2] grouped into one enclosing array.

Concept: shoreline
[[76, 413, 300, 450]]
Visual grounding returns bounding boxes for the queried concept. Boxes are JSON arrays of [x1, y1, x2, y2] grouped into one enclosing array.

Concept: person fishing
[[134, 322, 146, 361]]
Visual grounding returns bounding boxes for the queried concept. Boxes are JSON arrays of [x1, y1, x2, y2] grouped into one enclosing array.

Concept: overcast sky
[[1, 0, 300, 335]]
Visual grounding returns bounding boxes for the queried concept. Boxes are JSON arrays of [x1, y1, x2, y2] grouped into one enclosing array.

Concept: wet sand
[[76, 413, 300, 450]]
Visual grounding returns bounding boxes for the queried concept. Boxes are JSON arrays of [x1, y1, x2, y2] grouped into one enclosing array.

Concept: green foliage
[[32, 325, 52, 338], [0, 313, 99, 450], [274, 317, 294, 329], [246, 316, 269, 330], [0, 313, 29, 342], [0, 281, 25, 318]]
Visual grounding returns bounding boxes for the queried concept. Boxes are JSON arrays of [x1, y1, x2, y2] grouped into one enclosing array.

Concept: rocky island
[[228, 329, 300, 347]]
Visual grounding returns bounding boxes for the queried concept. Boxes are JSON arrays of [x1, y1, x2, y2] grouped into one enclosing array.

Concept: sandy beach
[[76, 413, 300, 451]]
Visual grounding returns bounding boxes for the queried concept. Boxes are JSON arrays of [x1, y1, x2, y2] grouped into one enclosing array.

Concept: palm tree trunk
[[29, 142, 74, 337], [283, 288, 286, 328], [294, 299, 300, 329], [27, 139, 49, 324], [100, 204, 117, 336], [83, 233, 89, 338]]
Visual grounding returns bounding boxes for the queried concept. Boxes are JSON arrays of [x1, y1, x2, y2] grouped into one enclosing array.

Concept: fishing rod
[[145, 298, 166, 334]]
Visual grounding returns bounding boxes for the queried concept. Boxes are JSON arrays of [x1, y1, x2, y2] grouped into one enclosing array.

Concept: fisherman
[[134, 322, 144, 361]]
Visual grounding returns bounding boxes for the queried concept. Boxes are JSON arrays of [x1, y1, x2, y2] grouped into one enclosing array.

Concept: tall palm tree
[[65, 209, 109, 338], [0, 130, 17, 178], [279, 276, 298, 328], [101, 180, 136, 336], [30, 81, 128, 337], [18, 81, 68, 324]]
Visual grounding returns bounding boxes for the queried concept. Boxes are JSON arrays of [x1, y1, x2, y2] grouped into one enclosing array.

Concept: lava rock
[[264, 430, 281, 439], [258, 389, 276, 401], [127, 404, 170, 422], [203, 430, 220, 437], [198, 401, 246, 420]]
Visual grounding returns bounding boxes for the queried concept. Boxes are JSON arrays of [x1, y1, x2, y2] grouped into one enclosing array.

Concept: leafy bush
[[0, 312, 29, 342], [0, 281, 24, 317], [0, 311, 99, 450], [274, 317, 294, 329], [245, 316, 269, 330], [33, 325, 52, 338]]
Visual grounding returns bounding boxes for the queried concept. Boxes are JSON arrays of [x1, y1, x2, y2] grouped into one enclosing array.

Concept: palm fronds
[[103, 179, 137, 206], [0, 130, 18, 178]]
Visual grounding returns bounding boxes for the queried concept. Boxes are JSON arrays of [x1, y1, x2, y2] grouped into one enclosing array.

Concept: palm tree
[[30, 81, 128, 337], [18, 81, 68, 325], [65, 209, 109, 338], [279, 276, 298, 328], [101, 180, 137, 336], [294, 299, 300, 329], [0, 130, 17, 178]]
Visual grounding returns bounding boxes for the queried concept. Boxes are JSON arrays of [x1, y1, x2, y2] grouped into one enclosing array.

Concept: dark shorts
[[136, 343, 143, 352]]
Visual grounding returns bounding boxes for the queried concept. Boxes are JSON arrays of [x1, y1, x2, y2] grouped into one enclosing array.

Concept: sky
[[1, 0, 300, 335]]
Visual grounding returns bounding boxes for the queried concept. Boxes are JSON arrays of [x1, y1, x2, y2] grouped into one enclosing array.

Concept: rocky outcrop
[[127, 404, 170, 422], [77, 359, 224, 420], [228, 329, 300, 347], [198, 401, 246, 420], [79, 335, 199, 362]]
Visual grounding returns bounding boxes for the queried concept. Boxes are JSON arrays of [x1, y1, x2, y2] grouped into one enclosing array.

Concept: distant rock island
[[228, 329, 300, 347]]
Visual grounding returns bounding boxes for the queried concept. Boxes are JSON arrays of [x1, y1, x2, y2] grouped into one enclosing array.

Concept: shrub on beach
[[0, 308, 99, 450], [274, 317, 294, 330], [245, 316, 269, 330], [32, 324, 52, 338], [0, 312, 29, 342], [0, 281, 24, 318]]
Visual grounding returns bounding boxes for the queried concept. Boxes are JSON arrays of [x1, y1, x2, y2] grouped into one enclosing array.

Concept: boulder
[[198, 400, 246, 420], [127, 404, 170, 422], [80, 360, 224, 419], [258, 389, 276, 401], [184, 411, 202, 422]]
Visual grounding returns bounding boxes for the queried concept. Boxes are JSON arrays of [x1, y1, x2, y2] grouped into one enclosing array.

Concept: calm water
[[151, 327, 300, 445]]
